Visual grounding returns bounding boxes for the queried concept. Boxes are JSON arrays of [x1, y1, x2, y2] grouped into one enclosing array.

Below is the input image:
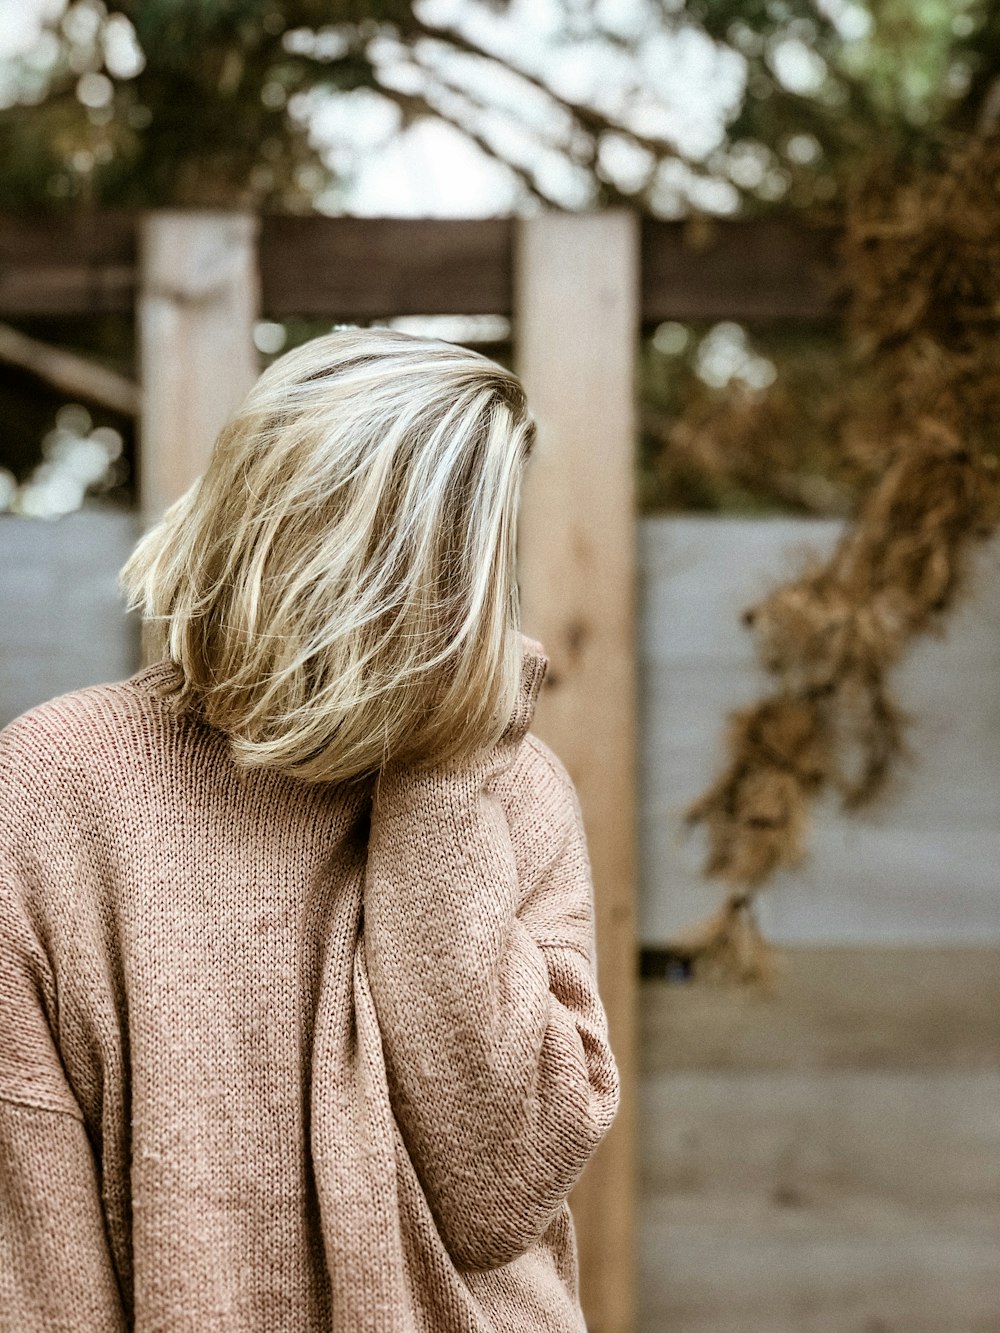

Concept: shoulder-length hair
[[120, 327, 536, 784]]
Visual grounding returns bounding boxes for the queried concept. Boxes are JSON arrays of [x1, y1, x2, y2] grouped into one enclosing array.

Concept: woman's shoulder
[[516, 732, 576, 799], [497, 730, 583, 846], [0, 661, 187, 797]]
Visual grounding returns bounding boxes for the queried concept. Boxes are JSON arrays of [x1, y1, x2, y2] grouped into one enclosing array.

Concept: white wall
[[638, 516, 1000, 944], [0, 510, 141, 729]]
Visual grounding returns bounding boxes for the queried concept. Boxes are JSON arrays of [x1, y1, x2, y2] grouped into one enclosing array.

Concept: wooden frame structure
[[0, 210, 839, 1333], [0, 212, 838, 323]]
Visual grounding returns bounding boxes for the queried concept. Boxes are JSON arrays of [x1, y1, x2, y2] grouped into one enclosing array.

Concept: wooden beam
[[514, 212, 639, 1333], [641, 946, 1000, 1074], [137, 212, 260, 523], [641, 216, 841, 324], [0, 213, 841, 324], [0, 211, 135, 316], [258, 216, 513, 318], [0, 320, 139, 415]]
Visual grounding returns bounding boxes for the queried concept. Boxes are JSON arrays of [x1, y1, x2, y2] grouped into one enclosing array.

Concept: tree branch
[[371, 75, 571, 207], [410, 16, 697, 168]]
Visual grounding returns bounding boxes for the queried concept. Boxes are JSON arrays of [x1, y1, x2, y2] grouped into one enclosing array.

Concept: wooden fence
[[6, 509, 1000, 1329], [0, 210, 845, 1333]]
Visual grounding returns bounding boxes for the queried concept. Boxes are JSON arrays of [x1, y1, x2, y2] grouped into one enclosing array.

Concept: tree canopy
[[0, 0, 994, 215]]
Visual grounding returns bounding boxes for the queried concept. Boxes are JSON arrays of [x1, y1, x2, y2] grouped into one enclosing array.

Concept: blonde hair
[[120, 327, 536, 784]]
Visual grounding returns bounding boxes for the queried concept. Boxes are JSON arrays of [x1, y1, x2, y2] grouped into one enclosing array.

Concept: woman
[[0, 328, 619, 1331]]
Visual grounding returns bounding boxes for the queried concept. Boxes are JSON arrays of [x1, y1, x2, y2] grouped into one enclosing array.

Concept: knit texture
[[0, 638, 619, 1332]]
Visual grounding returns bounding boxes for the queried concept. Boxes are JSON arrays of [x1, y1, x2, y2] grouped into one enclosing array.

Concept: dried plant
[[679, 134, 1000, 984]]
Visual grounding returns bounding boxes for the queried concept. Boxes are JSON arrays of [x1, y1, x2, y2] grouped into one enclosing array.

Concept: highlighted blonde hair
[[120, 327, 536, 783]]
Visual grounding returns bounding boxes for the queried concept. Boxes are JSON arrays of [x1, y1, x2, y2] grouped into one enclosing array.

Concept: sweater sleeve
[[362, 642, 620, 1271], [0, 774, 126, 1330]]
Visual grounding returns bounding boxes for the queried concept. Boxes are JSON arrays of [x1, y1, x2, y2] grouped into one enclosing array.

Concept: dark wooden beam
[[641, 216, 842, 324], [0, 211, 842, 323], [0, 212, 136, 317], [258, 216, 514, 318]]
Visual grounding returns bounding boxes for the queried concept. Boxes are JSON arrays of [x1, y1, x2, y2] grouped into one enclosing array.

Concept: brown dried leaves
[[677, 135, 1000, 983]]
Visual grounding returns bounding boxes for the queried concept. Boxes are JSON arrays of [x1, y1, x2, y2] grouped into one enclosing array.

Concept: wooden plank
[[258, 216, 513, 318], [137, 212, 260, 522], [637, 949, 1000, 1331], [639, 947, 1000, 1074], [514, 212, 639, 1333], [641, 1069, 1000, 1208], [641, 216, 841, 324], [639, 1197, 1000, 1333], [0, 211, 136, 315]]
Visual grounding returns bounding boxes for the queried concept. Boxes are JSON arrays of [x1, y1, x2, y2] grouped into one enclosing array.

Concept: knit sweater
[[0, 638, 619, 1332]]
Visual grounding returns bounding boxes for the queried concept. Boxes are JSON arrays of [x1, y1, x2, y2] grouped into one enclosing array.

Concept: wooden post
[[137, 211, 260, 522], [514, 212, 639, 1333]]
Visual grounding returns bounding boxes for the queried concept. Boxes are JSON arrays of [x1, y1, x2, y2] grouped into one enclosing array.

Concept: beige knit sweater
[[0, 639, 618, 1332]]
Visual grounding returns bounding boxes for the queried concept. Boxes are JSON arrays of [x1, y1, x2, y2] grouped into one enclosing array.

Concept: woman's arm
[[0, 869, 126, 1330], [362, 638, 620, 1271]]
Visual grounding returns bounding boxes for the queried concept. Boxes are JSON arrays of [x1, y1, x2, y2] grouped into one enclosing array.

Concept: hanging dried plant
[[678, 133, 1000, 984]]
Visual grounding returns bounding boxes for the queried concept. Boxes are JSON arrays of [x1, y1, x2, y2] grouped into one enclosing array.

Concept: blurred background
[[2, 1, 1000, 1330]]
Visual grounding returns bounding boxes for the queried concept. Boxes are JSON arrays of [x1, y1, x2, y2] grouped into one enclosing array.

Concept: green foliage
[[0, 0, 414, 208], [639, 322, 867, 515], [1, 0, 996, 215], [691, 0, 992, 213]]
